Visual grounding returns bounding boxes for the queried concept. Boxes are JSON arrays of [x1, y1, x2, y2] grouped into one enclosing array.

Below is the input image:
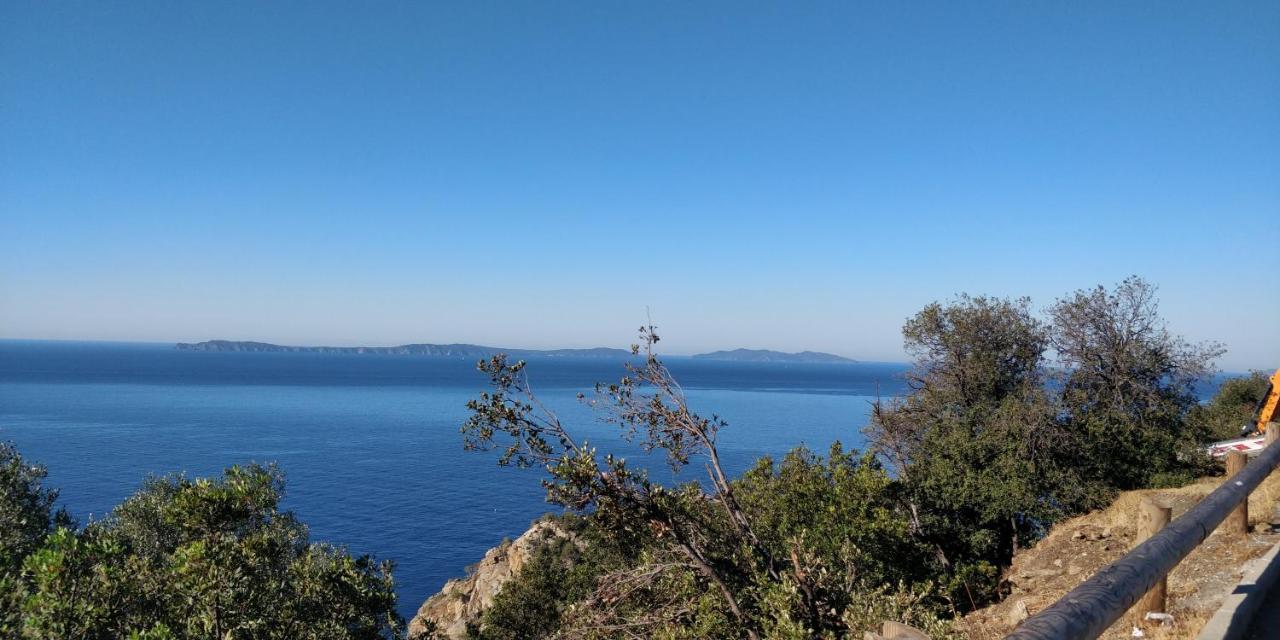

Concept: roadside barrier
[[1005, 425, 1280, 639]]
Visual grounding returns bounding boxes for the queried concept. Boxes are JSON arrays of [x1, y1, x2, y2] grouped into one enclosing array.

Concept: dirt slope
[[962, 472, 1280, 640]]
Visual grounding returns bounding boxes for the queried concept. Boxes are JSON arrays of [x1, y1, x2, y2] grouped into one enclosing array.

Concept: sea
[[0, 340, 912, 621]]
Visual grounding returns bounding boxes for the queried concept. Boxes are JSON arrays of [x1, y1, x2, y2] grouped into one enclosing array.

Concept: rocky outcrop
[[408, 520, 579, 639]]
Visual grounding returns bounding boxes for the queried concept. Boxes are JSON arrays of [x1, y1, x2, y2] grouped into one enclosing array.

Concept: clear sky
[[2, 1, 1277, 370]]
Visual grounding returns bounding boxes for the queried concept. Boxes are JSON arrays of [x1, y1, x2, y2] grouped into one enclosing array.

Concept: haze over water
[[0, 340, 910, 620]]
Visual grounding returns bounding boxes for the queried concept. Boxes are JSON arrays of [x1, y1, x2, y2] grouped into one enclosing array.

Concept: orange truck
[[1251, 368, 1280, 435], [1207, 369, 1280, 457]]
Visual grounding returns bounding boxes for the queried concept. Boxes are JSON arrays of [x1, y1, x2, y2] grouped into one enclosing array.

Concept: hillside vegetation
[[3, 277, 1270, 640], [440, 277, 1254, 640]]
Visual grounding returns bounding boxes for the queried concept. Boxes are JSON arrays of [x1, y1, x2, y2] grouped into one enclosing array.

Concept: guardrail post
[[1226, 451, 1249, 535], [1007, 435, 1280, 639], [1133, 498, 1171, 622]]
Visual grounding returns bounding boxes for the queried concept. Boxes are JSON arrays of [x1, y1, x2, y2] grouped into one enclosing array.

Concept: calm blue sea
[[0, 340, 910, 620]]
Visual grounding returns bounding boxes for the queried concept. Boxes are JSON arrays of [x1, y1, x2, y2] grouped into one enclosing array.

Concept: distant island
[[175, 340, 631, 359], [176, 341, 857, 364], [690, 348, 856, 364]]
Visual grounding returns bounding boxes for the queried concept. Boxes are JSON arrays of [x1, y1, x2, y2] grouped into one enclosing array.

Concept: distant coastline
[[175, 340, 856, 363], [175, 340, 631, 359], [691, 348, 856, 364]]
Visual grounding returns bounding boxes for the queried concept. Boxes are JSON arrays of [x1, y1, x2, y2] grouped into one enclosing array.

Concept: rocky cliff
[[408, 519, 578, 639]]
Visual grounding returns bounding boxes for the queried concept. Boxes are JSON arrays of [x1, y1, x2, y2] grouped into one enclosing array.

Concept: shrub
[[2, 455, 403, 639]]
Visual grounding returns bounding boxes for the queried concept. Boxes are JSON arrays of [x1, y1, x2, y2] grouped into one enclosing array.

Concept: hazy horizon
[[2, 337, 1273, 378], [3, 336, 893, 360], [3, 2, 1277, 371]]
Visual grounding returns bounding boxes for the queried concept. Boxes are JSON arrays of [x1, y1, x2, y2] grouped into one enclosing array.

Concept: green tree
[[467, 448, 957, 640], [1188, 371, 1272, 442], [0, 442, 74, 637], [461, 279, 1230, 637], [18, 527, 135, 640], [13, 462, 402, 640], [0, 443, 69, 573], [866, 295, 1092, 607], [462, 328, 955, 639], [1050, 276, 1223, 489], [733, 444, 931, 600], [463, 328, 775, 638]]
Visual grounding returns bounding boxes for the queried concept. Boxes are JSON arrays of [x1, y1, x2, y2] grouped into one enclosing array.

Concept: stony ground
[[961, 471, 1280, 640]]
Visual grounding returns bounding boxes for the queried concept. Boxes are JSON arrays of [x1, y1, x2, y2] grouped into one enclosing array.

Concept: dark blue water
[[0, 340, 908, 620]]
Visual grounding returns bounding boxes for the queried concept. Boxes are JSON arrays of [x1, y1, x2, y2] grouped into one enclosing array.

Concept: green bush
[[838, 581, 963, 640], [0, 446, 403, 640], [1188, 371, 1272, 442], [472, 517, 622, 640], [0, 443, 69, 574]]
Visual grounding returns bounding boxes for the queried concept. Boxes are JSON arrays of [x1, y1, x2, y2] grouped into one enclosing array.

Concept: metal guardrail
[[1006, 435, 1280, 640]]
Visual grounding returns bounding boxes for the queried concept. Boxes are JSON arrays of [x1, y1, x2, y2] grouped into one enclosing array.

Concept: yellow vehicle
[[1250, 368, 1280, 435], [1207, 369, 1280, 458]]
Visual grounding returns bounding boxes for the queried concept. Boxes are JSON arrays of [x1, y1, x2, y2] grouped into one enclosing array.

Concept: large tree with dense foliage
[[1049, 276, 1223, 489], [862, 280, 1223, 606], [866, 295, 1096, 608], [0, 448, 403, 640]]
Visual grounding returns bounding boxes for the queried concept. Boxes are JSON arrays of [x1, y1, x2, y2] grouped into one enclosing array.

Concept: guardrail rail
[[1006, 427, 1280, 640]]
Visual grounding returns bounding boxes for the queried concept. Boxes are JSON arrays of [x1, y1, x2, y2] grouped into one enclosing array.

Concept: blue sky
[[2, 1, 1277, 369]]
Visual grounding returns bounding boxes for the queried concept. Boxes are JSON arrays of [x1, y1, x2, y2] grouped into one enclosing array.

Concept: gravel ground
[[962, 472, 1280, 640]]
